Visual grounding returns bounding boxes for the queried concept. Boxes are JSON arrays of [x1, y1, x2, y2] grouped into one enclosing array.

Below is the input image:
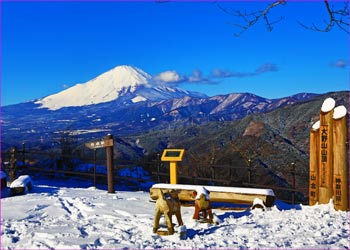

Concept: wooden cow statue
[[153, 189, 183, 235], [192, 186, 214, 223]]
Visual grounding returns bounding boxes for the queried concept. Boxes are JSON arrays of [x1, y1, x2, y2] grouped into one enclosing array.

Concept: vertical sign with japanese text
[[334, 175, 342, 204], [309, 127, 319, 206], [318, 100, 334, 205], [332, 106, 348, 211], [319, 125, 329, 188], [309, 99, 348, 210]]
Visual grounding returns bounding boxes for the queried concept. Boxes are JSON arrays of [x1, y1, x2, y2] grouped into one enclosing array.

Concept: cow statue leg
[[193, 201, 201, 220], [164, 211, 174, 234], [153, 208, 161, 233], [175, 210, 184, 226]]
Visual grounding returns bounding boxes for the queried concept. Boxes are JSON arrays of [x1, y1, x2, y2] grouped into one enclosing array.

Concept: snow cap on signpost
[[321, 97, 336, 113], [309, 98, 348, 211]]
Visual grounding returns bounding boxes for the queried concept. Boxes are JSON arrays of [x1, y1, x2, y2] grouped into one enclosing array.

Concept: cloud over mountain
[[153, 70, 185, 83], [212, 63, 279, 79], [35, 65, 203, 110], [154, 63, 279, 87]]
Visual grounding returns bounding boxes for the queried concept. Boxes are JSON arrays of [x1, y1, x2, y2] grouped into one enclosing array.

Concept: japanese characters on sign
[[320, 125, 328, 187], [85, 138, 114, 149], [334, 175, 342, 204], [309, 172, 317, 199]]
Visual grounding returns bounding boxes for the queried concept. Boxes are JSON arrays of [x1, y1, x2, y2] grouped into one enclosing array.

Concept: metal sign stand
[[161, 149, 185, 184]]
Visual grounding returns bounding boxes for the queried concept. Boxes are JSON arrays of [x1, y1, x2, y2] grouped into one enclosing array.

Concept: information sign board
[[85, 138, 114, 149], [161, 149, 184, 162]]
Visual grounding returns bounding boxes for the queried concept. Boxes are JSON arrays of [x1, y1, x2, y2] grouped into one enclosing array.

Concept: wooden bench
[[150, 183, 276, 207]]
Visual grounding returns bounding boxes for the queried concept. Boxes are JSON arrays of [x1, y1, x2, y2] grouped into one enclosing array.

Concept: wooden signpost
[[85, 137, 114, 149], [332, 106, 348, 211], [309, 99, 348, 211], [309, 121, 319, 206], [318, 98, 335, 204], [85, 134, 115, 193]]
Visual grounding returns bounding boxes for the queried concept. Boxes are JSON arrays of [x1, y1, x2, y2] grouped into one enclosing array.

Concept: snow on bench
[[150, 183, 276, 207], [10, 175, 33, 196]]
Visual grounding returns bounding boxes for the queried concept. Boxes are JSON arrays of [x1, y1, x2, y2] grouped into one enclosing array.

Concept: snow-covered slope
[[35, 65, 199, 110], [1, 178, 349, 249]]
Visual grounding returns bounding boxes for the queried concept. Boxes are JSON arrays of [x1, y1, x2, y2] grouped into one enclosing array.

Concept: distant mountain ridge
[[0, 64, 327, 150], [2, 64, 348, 202], [35, 65, 205, 110], [131, 91, 349, 202]]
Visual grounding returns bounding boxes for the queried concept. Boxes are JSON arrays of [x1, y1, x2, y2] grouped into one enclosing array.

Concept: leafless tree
[[217, 0, 287, 36], [216, 0, 349, 36], [297, 0, 349, 33]]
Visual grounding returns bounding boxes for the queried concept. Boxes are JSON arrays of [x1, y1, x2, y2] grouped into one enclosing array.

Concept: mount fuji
[[35, 65, 205, 110], [1, 64, 324, 151]]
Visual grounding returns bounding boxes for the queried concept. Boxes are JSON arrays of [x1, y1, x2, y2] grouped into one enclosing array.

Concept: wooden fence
[[1, 144, 308, 204]]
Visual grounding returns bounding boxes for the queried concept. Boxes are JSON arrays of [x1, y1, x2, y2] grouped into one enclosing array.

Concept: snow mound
[[9, 175, 33, 189], [1, 178, 349, 249]]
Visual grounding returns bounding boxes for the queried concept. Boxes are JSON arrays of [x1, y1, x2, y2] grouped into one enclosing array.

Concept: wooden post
[[106, 134, 115, 193], [9, 147, 18, 182], [309, 121, 320, 205], [332, 105, 348, 211], [318, 98, 335, 204], [291, 162, 296, 205], [248, 159, 252, 185]]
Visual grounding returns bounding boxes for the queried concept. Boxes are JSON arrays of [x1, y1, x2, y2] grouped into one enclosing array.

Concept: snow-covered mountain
[[35, 65, 204, 110], [1, 63, 328, 151]]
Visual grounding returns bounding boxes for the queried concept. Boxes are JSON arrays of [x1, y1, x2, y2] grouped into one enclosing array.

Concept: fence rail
[[1, 144, 308, 204]]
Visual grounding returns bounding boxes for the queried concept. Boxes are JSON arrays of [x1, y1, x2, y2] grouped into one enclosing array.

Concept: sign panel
[[161, 149, 184, 162], [85, 138, 114, 149], [319, 125, 329, 187]]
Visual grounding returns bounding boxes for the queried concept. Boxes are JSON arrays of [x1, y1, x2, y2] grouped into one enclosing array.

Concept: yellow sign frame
[[161, 149, 185, 162], [161, 149, 185, 184]]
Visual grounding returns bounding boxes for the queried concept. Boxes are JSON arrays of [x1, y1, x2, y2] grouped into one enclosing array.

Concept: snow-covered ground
[[1, 178, 349, 249]]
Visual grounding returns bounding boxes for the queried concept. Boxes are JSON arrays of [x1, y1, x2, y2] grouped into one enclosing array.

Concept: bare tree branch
[[155, 0, 170, 3], [217, 0, 286, 36], [298, 0, 349, 33], [217, 0, 349, 36]]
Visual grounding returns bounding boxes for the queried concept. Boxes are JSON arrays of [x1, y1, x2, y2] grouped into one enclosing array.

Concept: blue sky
[[1, 1, 348, 106]]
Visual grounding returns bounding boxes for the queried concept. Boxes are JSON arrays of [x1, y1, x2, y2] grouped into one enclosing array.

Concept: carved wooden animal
[[192, 189, 213, 223], [153, 189, 183, 234]]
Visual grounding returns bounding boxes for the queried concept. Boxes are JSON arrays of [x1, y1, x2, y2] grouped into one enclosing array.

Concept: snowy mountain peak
[[34, 65, 196, 110], [97, 65, 152, 89]]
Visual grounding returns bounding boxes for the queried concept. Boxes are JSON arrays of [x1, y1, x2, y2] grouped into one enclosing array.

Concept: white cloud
[[212, 63, 279, 79], [255, 63, 278, 73], [188, 69, 203, 82], [153, 70, 184, 83], [331, 59, 347, 68]]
